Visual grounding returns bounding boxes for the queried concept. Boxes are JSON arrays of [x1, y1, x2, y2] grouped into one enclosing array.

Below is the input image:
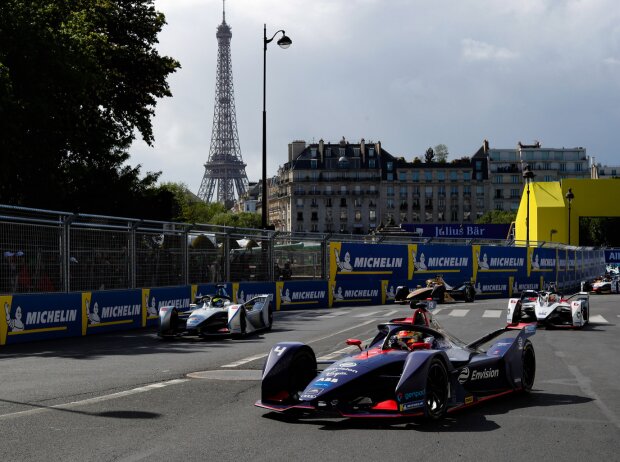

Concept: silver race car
[[158, 286, 274, 338], [507, 288, 589, 329]]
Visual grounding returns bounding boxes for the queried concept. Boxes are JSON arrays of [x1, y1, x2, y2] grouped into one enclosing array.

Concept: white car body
[[507, 291, 589, 328]]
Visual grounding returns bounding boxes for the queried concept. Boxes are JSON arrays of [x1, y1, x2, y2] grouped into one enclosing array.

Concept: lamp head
[[277, 34, 292, 49], [565, 188, 574, 203], [522, 164, 535, 180]]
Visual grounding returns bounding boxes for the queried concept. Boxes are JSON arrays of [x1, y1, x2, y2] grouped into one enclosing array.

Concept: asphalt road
[[1, 296, 619, 462]]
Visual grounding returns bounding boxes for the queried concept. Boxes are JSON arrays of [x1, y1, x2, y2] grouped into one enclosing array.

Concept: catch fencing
[[0, 204, 590, 296]]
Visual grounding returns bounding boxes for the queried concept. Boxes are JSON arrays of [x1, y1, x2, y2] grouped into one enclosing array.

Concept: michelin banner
[[142, 286, 192, 327], [329, 279, 383, 307], [232, 282, 276, 305], [82, 289, 142, 335], [276, 280, 328, 310], [330, 242, 408, 281], [1, 293, 82, 345], [407, 243, 472, 285]]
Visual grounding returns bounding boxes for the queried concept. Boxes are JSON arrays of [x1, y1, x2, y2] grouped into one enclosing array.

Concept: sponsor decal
[[26, 309, 78, 325], [402, 400, 425, 410], [465, 395, 474, 405], [339, 362, 357, 368], [397, 389, 425, 402], [291, 291, 326, 301], [427, 257, 469, 268], [482, 284, 507, 292], [518, 338, 524, 350], [318, 377, 339, 383], [344, 289, 379, 298], [459, 367, 499, 383]]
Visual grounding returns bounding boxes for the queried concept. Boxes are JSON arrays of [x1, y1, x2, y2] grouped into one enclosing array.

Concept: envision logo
[[458, 367, 470, 384], [458, 366, 499, 383]]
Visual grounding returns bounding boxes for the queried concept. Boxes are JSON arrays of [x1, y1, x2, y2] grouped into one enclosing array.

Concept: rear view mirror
[[346, 338, 363, 351]]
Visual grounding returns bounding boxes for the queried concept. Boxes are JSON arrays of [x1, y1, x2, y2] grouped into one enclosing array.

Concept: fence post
[[183, 226, 190, 285], [224, 231, 231, 282], [62, 214, 76, 293], [321, 234, 330, 280], [129, 220, 140, 289]]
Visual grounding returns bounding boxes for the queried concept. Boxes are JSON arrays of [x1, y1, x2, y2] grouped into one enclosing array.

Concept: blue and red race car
[[255, 306, 536, 420]]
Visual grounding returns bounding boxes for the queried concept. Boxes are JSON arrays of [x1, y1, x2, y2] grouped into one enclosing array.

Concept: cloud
[[461, 39, 518, 62]]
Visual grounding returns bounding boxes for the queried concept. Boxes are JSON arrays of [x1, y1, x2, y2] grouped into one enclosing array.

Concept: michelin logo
[[427, 257, 468, 267], [26, 309, 78, 325]]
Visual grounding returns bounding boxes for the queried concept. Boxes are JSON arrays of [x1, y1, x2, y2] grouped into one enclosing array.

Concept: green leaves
[[0, 0, 180, 217]]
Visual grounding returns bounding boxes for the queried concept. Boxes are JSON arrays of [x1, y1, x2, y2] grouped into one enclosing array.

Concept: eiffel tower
[[197, 1, 248, 207]]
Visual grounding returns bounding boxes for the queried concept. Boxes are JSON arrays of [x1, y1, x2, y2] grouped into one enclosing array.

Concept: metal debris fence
[[1, 204, 558, 295]]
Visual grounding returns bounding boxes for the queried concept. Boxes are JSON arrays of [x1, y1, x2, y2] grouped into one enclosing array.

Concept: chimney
[[483, 139, 489, 154], [375, 141, 381, 157], [360, 138, 366, 163], [289, 140, 306, 163], [319, 139, 324, 163]]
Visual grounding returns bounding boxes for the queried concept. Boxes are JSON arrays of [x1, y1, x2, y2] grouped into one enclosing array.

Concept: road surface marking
[[220, 319, 377, 368], [589, 314, 608, 323], [352, 310, 384, 318], [482, 310, 502, 318], [0, 379, 189, 420], [315, 311, 349, 319], [449, 309, 470, 317]]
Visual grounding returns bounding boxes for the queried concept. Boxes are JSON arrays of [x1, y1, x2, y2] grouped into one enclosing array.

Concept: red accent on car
[[218, 328, 230, 333], [409, 342, 431, 350], [266, 390, 289, 403], [371, 399, 398, 411], [507, 322, 537, 330]]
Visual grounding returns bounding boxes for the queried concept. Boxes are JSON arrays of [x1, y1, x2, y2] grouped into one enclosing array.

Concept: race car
[[255, 315, 536, 420], [394, 275, 476, 306], [158, 288, 273, 338], [507, 289, 589, 328], [588, 275, 620, 294]]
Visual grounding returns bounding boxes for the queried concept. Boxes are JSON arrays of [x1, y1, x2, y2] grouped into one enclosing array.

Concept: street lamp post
[[565, 188, 574, 245], [261, 25, 291, 230], [522, 164, 535, 248]]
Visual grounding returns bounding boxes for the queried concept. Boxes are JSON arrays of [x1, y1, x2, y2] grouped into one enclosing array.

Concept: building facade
[[267, 138, 488, 234]]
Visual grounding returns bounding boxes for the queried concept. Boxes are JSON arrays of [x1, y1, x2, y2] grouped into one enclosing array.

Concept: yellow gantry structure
[[515, 179, 620, 246]]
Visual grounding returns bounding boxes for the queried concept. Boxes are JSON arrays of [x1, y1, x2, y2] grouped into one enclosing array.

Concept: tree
[[476, 210, 516, 224], [0, 0, 180, 217], [434, 144, 449, 163], [425, 147, 435, 163]]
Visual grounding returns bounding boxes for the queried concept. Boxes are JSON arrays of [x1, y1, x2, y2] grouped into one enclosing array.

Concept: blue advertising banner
[[82, 289, 142, 335], [400, 223, 510, 240], [605, 249, 620, 264], [472, 245, 527, 279], [329, 279, 383, 307], [330, 242, 408, 280], [142, 286, 192, 327], [1, 293, 82, 345], [276, 280, 328, 310], [233, 282, 276, 305], [407, 244, 472, 281]]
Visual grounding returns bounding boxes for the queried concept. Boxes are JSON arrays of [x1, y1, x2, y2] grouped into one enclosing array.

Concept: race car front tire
[[521, 340, 536, 392], [425, 357, 449, 420]]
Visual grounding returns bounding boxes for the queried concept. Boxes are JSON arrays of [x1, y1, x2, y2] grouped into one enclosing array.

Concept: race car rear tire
[[425, 358, 449, 420], [521, 341, 536, 392], [264, 304, 273, 331], [581, 305, 589, 326]]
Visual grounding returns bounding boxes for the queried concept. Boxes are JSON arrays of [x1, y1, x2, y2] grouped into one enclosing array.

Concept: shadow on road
[[261, 390, 593, 431]]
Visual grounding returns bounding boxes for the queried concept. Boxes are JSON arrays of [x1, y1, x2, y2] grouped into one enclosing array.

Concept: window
[[494, 176, 503, 184], [463, 172, 471, 181], [400, 212, 407, 223], [325, 185, 332, 195], [325, 198, 332, 207], [399, 171, 407, 182], [296, 198, 304, 207], [387, 161, 393, 171], [369, 159, 376, 168], [412, 211, 420, 222], [311, 159, 317, 169], [355, 210, 362, 222], [400, 186, 407, 198], [511, 175, 519, 184], [340, 198, 347, 207], [425, 171, 432, 181], [412, 172, 419, 182], [495, 202, 504, 210], [451, 210, 458, 221], [387, 199, 395, 209], [340, 209, 347, 220], [425, 211, 432, 221], [451, 186, 459, 197], [476, 185, 484, 196], [297, 212, 303, 220], [369, 210, 376, 221], [311, 212, 318, 221], [354, 198, 362, 207], [437, 171, 445, 181], [510, 188, 520, 198], [450, 171, 458, 181], [368, 147, 375, 157], [463, 186, 471, 196], [387, 186, 395, 196], [340, 185, 347, 194], [425, 186, 433, 197], [311, 224, 318, 232], [387, 173, 394, 181]]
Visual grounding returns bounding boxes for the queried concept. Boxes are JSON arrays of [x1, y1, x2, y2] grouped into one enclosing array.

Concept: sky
[[130, 0, 620, 194]]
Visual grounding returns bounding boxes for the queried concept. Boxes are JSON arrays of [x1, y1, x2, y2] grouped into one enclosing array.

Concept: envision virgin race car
[[255, 315, 536, 420], [395, 275, 476, 306], [507, 289, 589, 328], [158, 288, 273, 338]]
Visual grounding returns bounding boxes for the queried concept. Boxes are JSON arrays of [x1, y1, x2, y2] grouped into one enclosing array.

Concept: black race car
[[394, 275, 476, 307], [255, 316, 536, 420]]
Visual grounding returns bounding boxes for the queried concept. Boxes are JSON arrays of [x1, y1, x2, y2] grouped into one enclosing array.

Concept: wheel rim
[[426, 361, 448, 418]]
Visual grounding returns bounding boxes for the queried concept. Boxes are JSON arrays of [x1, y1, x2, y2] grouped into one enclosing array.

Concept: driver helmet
[[397, 330, 424, 349], [211, 297, 224, 308], [548, 293, 557, 304]]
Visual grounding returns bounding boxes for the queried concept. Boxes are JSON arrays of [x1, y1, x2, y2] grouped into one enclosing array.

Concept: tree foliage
[[160, 183, 261, 228], [424, 147, 435, 163], [579, 217, 620, 247], [0, 0, 180, 218], [476, 210, 516, 224], [434, 144, 449, 163]]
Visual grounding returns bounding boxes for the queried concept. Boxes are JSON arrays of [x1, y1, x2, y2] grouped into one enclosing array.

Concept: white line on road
[[352, 310, 384, 318], [220, 319, 377, 368], [482, 310, 502, 318], [589, 314, 609, 324], [449, 309, 470, 317], [0, 379, 189, 420], [315, 311, 350, 319]]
